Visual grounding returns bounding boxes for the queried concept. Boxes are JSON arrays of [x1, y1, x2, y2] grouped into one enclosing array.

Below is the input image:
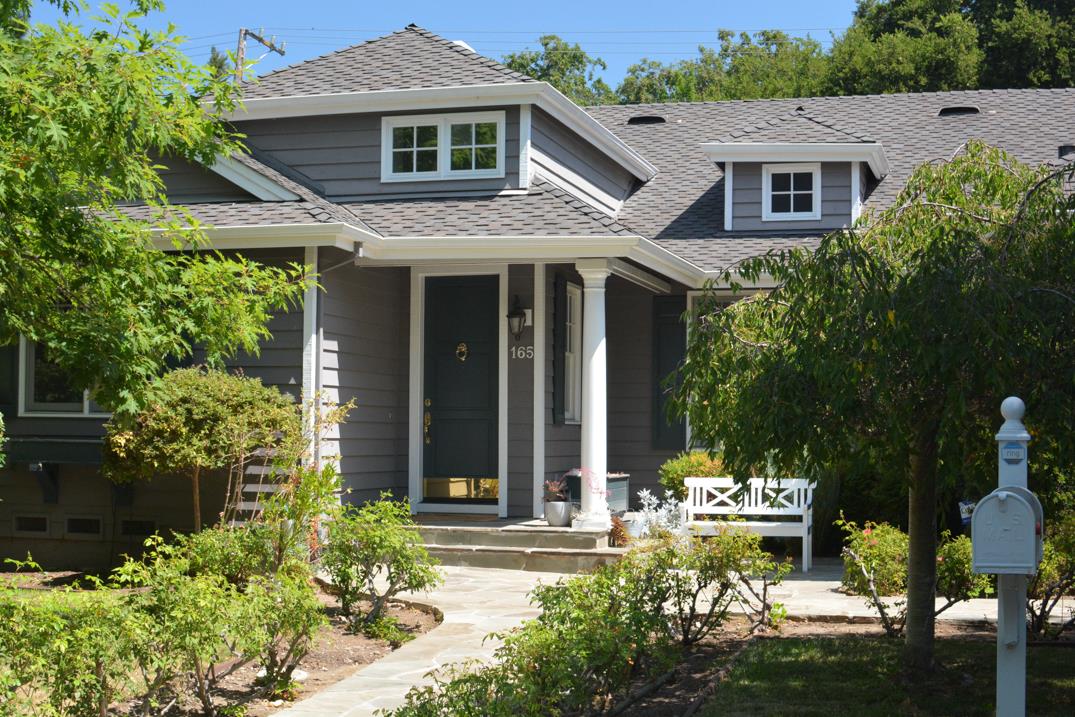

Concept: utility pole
[[234, 27, 286, 84]]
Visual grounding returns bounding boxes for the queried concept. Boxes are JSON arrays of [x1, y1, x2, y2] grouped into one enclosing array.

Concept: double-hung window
[[563, 283, 582, 423], [381, 111, 506, 182], [20, 338, 107, 416], [762, 163, 822, 221]]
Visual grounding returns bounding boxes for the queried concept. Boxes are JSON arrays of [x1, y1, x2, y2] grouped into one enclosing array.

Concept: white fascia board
[[210, 154, 301, 201], [608, 258, 671, 294], [150, 222, 371, 252], [700, 142, 890, 178], [358, 235, 643, 262], [225, 82, 656, 182], [628, 238, 707, 289]]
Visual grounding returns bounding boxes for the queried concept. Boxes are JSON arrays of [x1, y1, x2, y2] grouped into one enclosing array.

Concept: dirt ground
[[616, 616, 999, 717]]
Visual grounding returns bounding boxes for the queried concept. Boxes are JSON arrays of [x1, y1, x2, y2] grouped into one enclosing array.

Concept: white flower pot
[[545, 501, 572, 527]]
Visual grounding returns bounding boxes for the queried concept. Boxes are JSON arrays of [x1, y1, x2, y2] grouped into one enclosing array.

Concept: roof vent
[[1060, 144, 1075, 159], [627, 115, 666, 125], [938, 105, 980, 117]]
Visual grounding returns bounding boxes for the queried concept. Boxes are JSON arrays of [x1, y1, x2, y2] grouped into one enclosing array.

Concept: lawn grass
[[702, 637, 1075, 716]]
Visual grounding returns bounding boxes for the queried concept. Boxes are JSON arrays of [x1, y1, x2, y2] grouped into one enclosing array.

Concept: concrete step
[[417, 525, 607, 551], [424, 544, 625, 574], [242, 483, 283, 493]]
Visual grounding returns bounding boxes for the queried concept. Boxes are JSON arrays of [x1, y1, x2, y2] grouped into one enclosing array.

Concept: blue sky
[[31, 0, 858, 84]]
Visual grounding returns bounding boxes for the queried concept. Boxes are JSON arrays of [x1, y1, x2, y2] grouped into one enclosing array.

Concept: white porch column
[[574, 259, 611, 530]]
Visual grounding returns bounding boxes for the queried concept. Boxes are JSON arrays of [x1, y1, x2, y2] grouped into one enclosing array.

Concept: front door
[[422, 275, 499, 504]]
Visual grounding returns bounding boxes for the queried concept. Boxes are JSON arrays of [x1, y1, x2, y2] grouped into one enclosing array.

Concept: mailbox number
[[511, 345, 535, 360]]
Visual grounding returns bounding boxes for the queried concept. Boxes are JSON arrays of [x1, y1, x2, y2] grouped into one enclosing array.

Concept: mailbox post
[[972, 397, 1042, 717]]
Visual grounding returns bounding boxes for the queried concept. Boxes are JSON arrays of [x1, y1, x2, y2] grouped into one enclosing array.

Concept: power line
[[260, 26, 844, 35]]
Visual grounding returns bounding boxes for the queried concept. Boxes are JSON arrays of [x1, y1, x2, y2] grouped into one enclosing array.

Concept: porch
[[313, 252, 689, 528]]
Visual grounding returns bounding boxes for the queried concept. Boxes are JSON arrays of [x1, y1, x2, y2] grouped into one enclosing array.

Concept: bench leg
[[802, 527, 812, 573]]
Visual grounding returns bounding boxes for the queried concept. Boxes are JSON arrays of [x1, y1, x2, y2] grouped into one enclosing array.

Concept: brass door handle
[[456, 342, 468, 362], [424, 410, 432, 444]]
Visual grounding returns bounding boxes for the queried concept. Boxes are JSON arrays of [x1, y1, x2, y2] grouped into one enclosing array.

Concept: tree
[[502, 35, 616, 105], [207, 45, 232, 81], [973, 0, 1075, 89], [673, 142, 1075, 674], [827, 0, 982, 94], [617, 30, 829, 104], [0, 0, 309, 428], [103, 367, 303, 531]]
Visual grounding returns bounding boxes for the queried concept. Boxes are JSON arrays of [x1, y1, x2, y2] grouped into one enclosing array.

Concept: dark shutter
[[652, 295, 687, 450], [552, 273, 567, 425], [0, 343, 17, 418]]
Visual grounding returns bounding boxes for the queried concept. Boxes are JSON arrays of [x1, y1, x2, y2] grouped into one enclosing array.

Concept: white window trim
[[18, 337, 110, 418], [64, 514, 104, 540], [381, 111, 507, 183], [761, 162, 822, 222], [564, 282, 583, 424], [13, 514, 50, 537]]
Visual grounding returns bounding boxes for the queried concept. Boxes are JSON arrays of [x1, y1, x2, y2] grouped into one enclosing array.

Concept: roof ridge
[[529, 177, 635, 235], [242, 27, 410, 88], [401, 24, 535, 83]]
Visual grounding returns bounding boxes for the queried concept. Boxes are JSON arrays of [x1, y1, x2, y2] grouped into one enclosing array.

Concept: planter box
[[564, 471, 630, 514]]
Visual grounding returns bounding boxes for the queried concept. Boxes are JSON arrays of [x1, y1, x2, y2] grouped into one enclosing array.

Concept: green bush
[[658, 450, 725, 500], [936, 533, 992, 604], [836, 515, 908, 596], [322, 493, 442, 633], [391, 536, 788, 716], [1028, 509, 1075, 639]]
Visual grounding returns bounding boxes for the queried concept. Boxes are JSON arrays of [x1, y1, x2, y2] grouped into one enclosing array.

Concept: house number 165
[[511, 345, 535, 360]]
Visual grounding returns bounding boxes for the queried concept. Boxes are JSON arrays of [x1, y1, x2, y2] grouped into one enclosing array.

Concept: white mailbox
[[972, 487, 1043, 575]]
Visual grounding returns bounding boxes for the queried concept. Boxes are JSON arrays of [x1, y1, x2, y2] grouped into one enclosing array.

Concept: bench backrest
[[683, 477, 813, 518]]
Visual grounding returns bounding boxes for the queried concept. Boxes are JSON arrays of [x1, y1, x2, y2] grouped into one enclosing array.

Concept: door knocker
[[455, 342, 469, 362]]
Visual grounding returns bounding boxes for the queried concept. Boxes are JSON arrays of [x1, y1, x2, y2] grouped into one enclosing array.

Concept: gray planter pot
[[545, 501, 572, 527]]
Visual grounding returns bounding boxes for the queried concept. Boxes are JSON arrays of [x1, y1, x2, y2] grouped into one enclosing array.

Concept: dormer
[[700, 111, 889, 232]]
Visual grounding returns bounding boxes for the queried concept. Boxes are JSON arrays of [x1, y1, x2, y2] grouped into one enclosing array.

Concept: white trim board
[[761, 162, 822, 222], [210, 154, 301, 201], [518, 104, 532, 190], [222, 82, 657, 182], [408, 264, 510, 517], [531, 263, 546, 518], [700, 142, 890, 178]]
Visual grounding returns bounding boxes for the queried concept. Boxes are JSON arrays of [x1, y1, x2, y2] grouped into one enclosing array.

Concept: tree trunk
[[904, 430, 939, 676], [192, 465, 202, 533]]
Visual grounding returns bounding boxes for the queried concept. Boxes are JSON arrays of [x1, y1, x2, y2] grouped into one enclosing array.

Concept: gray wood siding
[[544, 264, 581, 490], [507, 265, 534, 516], [157, 155, 254, 203], [236, 107, 521, 200], [319, 258, 409, 505], [606, 277, 684, 504], [530, 108, 636, 215], [732, 161, 851, 231]]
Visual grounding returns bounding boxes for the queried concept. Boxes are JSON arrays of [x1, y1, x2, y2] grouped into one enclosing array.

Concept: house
[[1, 25, 1073, 567]]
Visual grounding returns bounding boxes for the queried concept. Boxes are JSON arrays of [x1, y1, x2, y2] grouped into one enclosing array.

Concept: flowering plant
[[543, 476, 570, 502]]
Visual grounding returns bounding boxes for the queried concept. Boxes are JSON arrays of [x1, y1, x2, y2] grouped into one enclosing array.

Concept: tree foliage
[[502, 34, 616, 105], [618, 30, 829, 104], [673, 142, 1075, 672], [103, 367, 303, 530], [0, 0, 309, 421]]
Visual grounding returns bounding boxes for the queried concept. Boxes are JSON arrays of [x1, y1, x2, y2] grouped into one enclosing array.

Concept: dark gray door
[[422, 275, 499, 503]]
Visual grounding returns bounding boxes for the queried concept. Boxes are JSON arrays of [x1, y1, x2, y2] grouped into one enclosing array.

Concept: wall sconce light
[[507, 295, 528, 341]]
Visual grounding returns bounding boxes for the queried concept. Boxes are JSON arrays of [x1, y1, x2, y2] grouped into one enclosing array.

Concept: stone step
[[424, 544, 625, 574], [417, 525, 607, 551], [242, 483, 283, 493]]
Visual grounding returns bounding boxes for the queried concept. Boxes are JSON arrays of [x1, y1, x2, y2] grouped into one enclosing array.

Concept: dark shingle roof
[[120, 200, 346, 227], [341, 180, 635, 237], [241, 25, 534, 100], [715, 110, 875, 144], [588, 88, 1075, 270]]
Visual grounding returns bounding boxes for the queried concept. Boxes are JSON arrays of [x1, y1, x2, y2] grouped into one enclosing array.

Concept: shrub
[[635, 488, 684, 538], [103, 367, 303, 531], [836, 515, 908, 596], [1028, 509, 1075, 639], [837, 517, 992, 637], [235, 569, 326, 693], [658, 450, 725, 500], [391, 536, 788, 716], [181, 523, 283, 584], [322, 493, 442, 633]]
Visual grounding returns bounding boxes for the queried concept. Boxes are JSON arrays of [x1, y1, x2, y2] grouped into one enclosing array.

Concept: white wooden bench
[[679, 477, 815, 572]]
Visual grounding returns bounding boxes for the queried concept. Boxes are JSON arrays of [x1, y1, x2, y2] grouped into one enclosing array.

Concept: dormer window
[[762, 163, 821, 221], [381, 111, 505, 182]]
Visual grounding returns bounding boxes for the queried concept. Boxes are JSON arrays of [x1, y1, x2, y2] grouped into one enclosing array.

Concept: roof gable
[[242, 25, 535, 100]]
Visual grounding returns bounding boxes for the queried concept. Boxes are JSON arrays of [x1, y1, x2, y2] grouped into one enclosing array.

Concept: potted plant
[[543, 475, 572, 527]]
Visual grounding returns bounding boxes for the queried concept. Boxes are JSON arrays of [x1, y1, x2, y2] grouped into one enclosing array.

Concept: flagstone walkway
[[275, 559, 1002, 717]]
